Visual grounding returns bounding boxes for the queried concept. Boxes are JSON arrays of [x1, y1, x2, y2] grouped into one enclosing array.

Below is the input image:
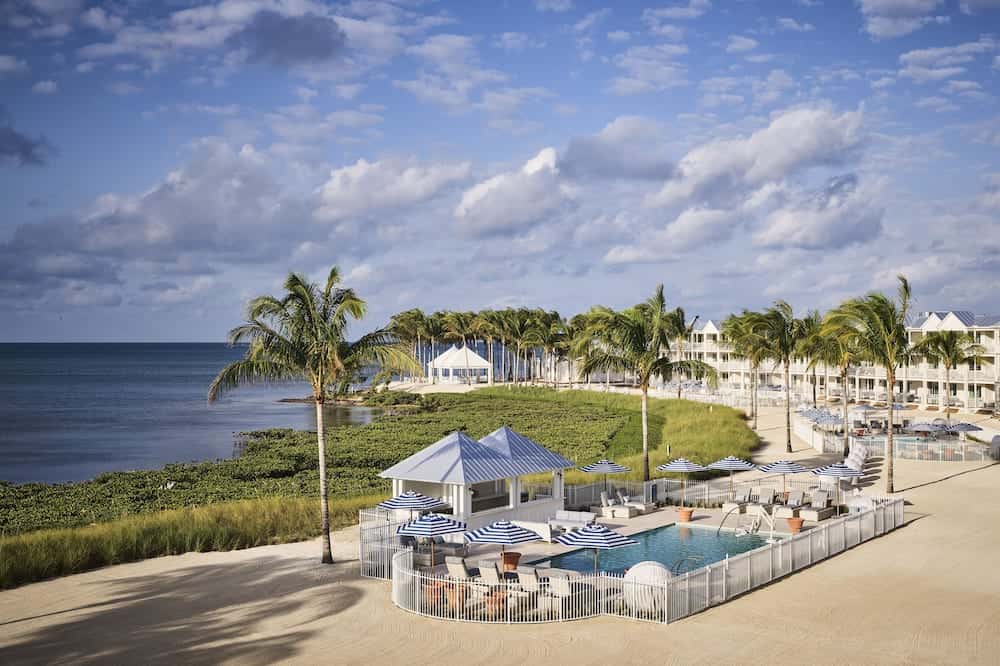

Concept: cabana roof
[[379, 427, 573, 485], [429, 345, 491, 369]]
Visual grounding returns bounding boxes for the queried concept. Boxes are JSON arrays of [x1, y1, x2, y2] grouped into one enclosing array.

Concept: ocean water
[[0, 344, 379, 484]]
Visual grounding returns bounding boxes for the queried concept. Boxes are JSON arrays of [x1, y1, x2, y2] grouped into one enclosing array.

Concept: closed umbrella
[[707, 456, 755, 500], [553, 523, 637, 574], [811, 463, 863, 515], [656, 458, 707, 507], [580, 459, 631, 495], [757, 460, 809, 495], [396, 513, 467, 566]]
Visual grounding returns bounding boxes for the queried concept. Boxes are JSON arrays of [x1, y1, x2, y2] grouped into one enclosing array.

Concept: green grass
[[0, 388, 757, 588], [0, 494, 384, 590]]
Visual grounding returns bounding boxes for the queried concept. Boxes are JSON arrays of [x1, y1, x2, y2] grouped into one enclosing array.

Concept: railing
[[852, 436, 994, 462], [564, 480, 646, 509], [359, 507, 410, 579], [390, 499, 906, 624]]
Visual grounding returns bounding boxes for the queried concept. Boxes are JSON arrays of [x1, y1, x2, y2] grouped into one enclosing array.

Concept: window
[[470, 479, 509, 513]]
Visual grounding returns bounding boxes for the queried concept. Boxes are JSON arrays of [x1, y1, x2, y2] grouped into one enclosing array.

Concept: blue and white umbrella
[[707, 456, 756, 498], [656, 458, 707, 507], [397, 513, 467, 564], [908, 422, 943, 434], [851, 404, 877, 413], [378, 490, 446, 516], [812, 463, 863, 514], [946, 422, 983, 433], [464, 520, 541, 553], [580, 459, 631, 493], [758, 460, 810, 494], [554, 523, 637, 574]]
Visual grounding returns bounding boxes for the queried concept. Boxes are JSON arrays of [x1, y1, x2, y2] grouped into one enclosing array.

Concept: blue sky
[[1, 0, 999, 341]]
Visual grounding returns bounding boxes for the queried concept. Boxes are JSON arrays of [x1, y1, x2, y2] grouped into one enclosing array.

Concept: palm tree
[[825, 275, 912, 493], [471, 310, 499, 385], [757, 301, 809, 454], [912, 330, 986, 422], [666, 307, 699, 399], [422, 312, 446, 383], [443, 310, 476, 384], [796, 310, 823, 408], [581, 285, 718, 481], [389, 308, 425, 382], [722, 311, 769, 430], [811, 319, 861, 456], [208, 267, 418, 563]]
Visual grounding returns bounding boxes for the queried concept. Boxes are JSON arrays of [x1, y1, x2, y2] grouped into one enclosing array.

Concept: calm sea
[[0, 344, 379, 484]]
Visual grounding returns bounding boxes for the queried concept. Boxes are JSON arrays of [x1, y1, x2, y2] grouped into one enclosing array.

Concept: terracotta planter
[[786, 517, 805, 534], [677, 507, 694, 523]]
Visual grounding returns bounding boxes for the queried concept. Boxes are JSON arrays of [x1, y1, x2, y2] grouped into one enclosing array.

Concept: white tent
[[427, 345, 493, 384]]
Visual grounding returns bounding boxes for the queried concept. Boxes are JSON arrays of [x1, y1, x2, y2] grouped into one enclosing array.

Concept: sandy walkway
[[2, 407, 999, 665]]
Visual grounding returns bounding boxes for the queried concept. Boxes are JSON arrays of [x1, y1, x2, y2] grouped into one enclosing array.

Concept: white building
[[379, 426, 571, 530], [681, 312, 999, 415]]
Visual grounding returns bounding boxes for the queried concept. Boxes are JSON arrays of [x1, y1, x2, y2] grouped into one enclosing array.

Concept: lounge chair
[[445, 556, 479, 580], [749, 487, 776, 515], [592, 492, 638, 519], [537, 571, 593, 619], [478, 559, 518, 584], [617, 491, 655, 514], [722, 486, 751, 515], [799, 490, 836, 522], [773, 490, 805, 518]]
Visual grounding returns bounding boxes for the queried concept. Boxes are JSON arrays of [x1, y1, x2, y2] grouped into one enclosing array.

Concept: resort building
[[681, 311, 1000, 414]]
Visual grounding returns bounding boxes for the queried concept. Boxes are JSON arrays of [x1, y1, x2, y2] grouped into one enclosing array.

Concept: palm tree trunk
[[487, 337, 494, 385], [944, 366, 950, 424], [752, 365, 759, 430], [811, 368, 817, 407], [886, 368, 895, 493], [841, 366, 850, 457], [784, 362, 792, 453], [641, 387, 650, 482], [315, 398, 333, 564], [462, 337, 471, 385]]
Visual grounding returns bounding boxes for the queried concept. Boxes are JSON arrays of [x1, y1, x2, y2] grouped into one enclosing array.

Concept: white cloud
[[493, 32, 543, 51], [609, 44, 688, 95], [334, 83, 364, 99], [777, 18, 814, 31], [607, 30, 631, 42], [647, 105, 864, 209], [726, 35, 758, 54], [107, 82, 141, 95], [915, 96, 959, 112], [31, 80, 58, 94], [745, 53, 775, 64], [858, 0, 949, 39], [395, 34, 506, 109], [574, 9, 611, 33], [560, 116, 675, 181], [959, 0, 1000, 13], [75, 61, 95, 73], [535, 0, 573, 11], [455, 148, 572, 236], [605, 208, 737, 263], [644, 0, 711, 20], [0, 55, 28, 75], [752, 69, 796, 107], [81, 7, 124, 33], [898, 37, 996, 82], [316, 157, 470, 222]]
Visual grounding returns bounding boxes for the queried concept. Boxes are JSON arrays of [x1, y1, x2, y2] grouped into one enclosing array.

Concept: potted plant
[[677, 506, 694, 522], [786, 516, 804, 534]]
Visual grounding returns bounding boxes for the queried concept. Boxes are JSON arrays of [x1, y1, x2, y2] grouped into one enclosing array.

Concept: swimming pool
[[536, 525, 773, 575]]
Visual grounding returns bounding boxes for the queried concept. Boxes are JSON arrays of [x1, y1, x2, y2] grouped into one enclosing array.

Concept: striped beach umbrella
[[378, 491, 446, 520], [909, 422, 943, 434], [554, 523, 637, 574], [464, 520, 541, 554], [812, 463, 863, 514], [656, 458, 707, 507], [757, 460, 809, 494], [946, 422, 982, 433], [580, 459, 631, 493], [397, 513, 467, 565], [707, 456, 755, 499]]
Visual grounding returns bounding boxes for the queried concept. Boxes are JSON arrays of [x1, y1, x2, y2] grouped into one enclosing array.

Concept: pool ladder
[[671, 555, 704, 575]]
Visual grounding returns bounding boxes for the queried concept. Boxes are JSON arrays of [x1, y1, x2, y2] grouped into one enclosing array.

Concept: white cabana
[[379, 427, 571, 530], [427, 344, 493, 384]]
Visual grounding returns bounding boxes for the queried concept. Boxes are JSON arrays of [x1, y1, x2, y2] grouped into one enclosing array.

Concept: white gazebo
[[427, 344, 493, 384], [379, 426, 571, 530]]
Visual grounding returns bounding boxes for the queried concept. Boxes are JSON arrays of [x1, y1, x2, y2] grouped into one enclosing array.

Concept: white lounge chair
[[773, 490, 805, 518], [537, 571, 593, 619], [445, 556, 479, 579], [617, 491, 655, 514], [722, 487, 751, 515], [592, 492, 638, 519], [799, 490, 836, 521], [749, 487, 776, 515]]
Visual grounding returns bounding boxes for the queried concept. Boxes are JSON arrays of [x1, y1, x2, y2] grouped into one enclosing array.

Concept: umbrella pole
[[681, 475, 686, 508], [730, 471, 735, 501], [594, 549, 598, 575]]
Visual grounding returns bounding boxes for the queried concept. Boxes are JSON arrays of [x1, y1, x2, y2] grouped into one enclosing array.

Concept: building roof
[[379, 428, 573, 485], [428, 344, 491, 369]]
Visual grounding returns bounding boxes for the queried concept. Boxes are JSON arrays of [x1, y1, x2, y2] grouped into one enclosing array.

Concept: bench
[[548, 510, 596, 531]]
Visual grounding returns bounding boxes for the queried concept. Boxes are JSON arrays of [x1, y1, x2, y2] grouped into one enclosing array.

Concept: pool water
[[537, 525, 772, 575]]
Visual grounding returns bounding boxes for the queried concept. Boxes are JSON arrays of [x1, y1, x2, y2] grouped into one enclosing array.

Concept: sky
[[1, 0, 999, 342]]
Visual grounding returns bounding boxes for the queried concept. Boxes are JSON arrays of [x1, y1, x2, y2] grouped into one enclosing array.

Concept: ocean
[[0, 343, 380, 485]]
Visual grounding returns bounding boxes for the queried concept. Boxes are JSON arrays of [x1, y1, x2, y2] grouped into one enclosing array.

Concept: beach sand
[[2, 405, 999, 665]]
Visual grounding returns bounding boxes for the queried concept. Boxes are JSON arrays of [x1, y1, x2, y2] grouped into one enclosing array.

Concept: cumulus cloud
[[644, 0, 711, 20], [858, 0, 949, 39], [394, 34, 506, 109], [316, 157, 470, 222], [777, 17, 814, 31], [726, 35, 758, 53], [753, 174, 884, 249], [535, 0, 573, 11], [898, 36, 996, 82], [647, 105, 864, 209], [609, 44, 687, 95], [604, 208, 737, 264], [455, 148, 573, 236], [915, 96, 959, 112], [226, 11, 346, 66], [559, 116, 674, 181], [81, 6, 124, 32]]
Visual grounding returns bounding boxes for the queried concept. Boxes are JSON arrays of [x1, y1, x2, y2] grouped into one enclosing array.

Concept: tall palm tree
[[811, 319, 862, 456], [666, 307, 699, 399], [757, 301, 809, 454], [722, 311, 769, 430], [581, 285, 718, 481], [389, 308, 425, 382], [796, 310, 824, 408], [422, 311, 446, 383], [208, 267, 418, 563], [471, 310, 499, 385], [912, 330, 986, 422], [825, 275, 912, 493]]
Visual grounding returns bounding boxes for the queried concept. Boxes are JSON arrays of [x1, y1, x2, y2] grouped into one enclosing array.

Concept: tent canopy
[[429, 345, 491, 370]]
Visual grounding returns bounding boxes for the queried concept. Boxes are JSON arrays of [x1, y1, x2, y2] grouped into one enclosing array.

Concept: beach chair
[[445, 556, 479, 580], [749, 487, 776, 515], [799, 491, 836, 522], [721, 486, 751, 515], [773, 490, 805, 518], [617, 491, 655, 514], [537, 571, 593, 620], [478, 559, 518, 584]]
